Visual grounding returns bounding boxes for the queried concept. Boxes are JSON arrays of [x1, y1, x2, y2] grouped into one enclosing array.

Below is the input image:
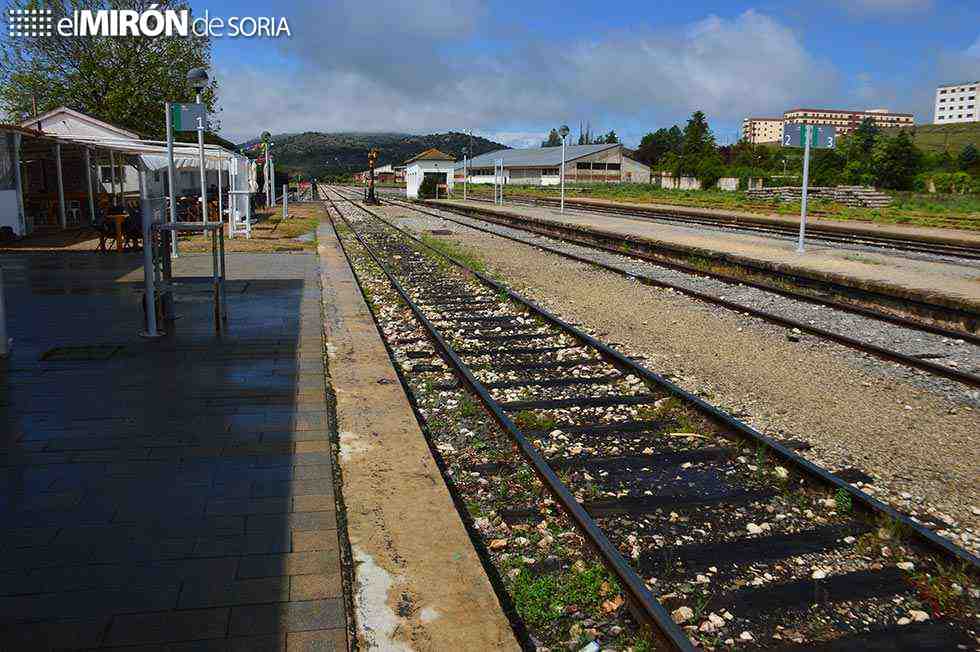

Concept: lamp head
[[558, 125, 570, 138], [186, 67, 210, 91]]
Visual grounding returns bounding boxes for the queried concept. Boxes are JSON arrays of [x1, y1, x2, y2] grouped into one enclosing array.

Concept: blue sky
[[203, 0, 980, 146]]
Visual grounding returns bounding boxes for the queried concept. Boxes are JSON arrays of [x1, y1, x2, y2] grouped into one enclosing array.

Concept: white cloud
[[216, 9, 839, 144], [968, 36, 980, 57]]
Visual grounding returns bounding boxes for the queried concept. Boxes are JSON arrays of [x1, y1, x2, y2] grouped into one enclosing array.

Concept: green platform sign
[[783, 123, 836, 149], [169, 103, 205, 132]]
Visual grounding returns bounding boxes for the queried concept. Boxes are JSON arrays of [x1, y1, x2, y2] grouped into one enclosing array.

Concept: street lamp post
[[260, 131, 273, 208], [187, 67, 210, 224], [462, 147, 468, 202], [558, 125, 570, 214]]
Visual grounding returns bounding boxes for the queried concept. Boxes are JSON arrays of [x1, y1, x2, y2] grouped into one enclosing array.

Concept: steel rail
[[326, 187, 980, 577], [348, 190, 980, 388], [454, 191, 980, 261], [325, 193, 695, 650], [401, 194, 980, 345]]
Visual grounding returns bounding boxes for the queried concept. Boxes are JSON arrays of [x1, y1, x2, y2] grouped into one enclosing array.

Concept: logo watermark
[[7, 6, 290, 38]]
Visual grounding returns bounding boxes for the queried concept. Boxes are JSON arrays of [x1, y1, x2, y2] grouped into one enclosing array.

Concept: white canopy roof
[[60, 134, 242, 171]]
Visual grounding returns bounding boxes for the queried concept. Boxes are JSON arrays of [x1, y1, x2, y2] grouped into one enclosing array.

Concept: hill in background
[[236, 131, 509, 179], [882, 122, 980, 153]]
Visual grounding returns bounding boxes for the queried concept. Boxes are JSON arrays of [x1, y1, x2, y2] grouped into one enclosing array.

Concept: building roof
[[21, 106, 141, 139], [456, 143, 621, 170], [404, 147, 455, 164], [743, 117, 783, 122], [784, 108, 913, 117], [936, 81, 979, 89]]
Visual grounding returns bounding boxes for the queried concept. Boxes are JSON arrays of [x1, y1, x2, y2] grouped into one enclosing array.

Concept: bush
[[418, 176, 439, 199], [931, 172, 974, 194], [696, 158, 723, 190]]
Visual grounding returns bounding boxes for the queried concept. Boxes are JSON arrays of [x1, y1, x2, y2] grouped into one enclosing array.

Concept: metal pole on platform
[[217, 156, 224, 229], [283, 183, 288, 218], [84, 148, 95, 225], [138, 160, 161, 338], [109, 150, 117, 204], [558, 125, 570, 214], [54, 143, 66, 228], [196, 91, 208, 225], [797, 125, 812, 254], [165, 101, 179, 258]]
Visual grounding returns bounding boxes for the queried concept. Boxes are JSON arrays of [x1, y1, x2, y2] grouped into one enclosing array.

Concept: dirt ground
[[0, 205, 320, 254]]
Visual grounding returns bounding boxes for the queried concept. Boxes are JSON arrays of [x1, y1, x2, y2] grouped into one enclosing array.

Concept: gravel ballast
[[378, 201, 980, 556]]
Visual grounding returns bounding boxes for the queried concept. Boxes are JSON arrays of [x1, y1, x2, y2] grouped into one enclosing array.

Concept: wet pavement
[[0, 251, 346, 650]]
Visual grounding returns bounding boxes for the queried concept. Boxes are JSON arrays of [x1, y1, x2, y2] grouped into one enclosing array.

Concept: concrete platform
[[509, 195, 980, 247], [318, 218, 518, 650], [0, 251, 346, 650], [436, 199, 980, 314]]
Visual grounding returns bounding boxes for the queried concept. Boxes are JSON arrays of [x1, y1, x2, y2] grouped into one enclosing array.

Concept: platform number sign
[[783, 123, 836, 149], [782, 124, 835, 254], [169, 103, 206, 132]]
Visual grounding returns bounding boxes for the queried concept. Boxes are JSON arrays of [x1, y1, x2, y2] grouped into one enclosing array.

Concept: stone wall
[[745, 185, 892, 208]]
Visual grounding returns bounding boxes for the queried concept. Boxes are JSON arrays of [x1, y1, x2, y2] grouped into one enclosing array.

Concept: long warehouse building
[[455, 143, 650, 186]]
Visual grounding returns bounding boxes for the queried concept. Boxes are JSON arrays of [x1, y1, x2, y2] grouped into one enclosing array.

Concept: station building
[[405, 148, 455, 198], [455, 143, 650, 186]]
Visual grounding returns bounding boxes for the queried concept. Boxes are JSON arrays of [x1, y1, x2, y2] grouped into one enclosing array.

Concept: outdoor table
[[152, 222, 227, 334]]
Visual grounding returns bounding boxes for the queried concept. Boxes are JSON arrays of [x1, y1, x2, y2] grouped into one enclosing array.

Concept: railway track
[[324, 188, 978, 650], [444, 191, 980, 262], [331, 186, 980, 390]]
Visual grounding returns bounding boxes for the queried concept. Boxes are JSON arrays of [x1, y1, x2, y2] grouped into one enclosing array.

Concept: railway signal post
[[783, 123, 835, 253]]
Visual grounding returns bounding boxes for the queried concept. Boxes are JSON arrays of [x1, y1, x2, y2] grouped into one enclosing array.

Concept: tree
[[958, 144, 978, 170], [676, 111, 716, 176], [872, 130, 921, 190], [635, 126, 682, 167], [603, 130, 618, 144], [541, 129, 562, 147], [1, 0, 218, 138]]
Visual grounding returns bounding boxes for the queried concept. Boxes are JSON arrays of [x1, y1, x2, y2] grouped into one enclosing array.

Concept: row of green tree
[[633, 111, 979, 191], [541, 123, 619, 147]]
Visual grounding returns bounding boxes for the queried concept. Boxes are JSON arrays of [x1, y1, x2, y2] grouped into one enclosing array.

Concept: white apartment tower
[[934, 82, 979, 124]]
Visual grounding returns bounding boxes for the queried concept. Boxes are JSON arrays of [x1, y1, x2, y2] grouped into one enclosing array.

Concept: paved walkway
[[440, 199, 980, 307], [0, 252, 346, 650]]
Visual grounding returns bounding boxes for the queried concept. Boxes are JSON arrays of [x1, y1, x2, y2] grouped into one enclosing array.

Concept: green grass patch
[[419, 234, 488, 274], [511, 563, 616, 630]]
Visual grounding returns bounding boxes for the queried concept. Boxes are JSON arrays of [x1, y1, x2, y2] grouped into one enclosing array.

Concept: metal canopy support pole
[[196, 91, 208, 224], [166, 101, 179, 258], [138, 160, 160, 338], [797, 125, 812, 254], [463, 153, 467, 201], [110, 150, 118, 204], [54, 143, 66, 228], [282, 183, 288, 218], [217, 157, 224, 228], [84, 148, 95, 224], [12, 133, 25, 235]]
